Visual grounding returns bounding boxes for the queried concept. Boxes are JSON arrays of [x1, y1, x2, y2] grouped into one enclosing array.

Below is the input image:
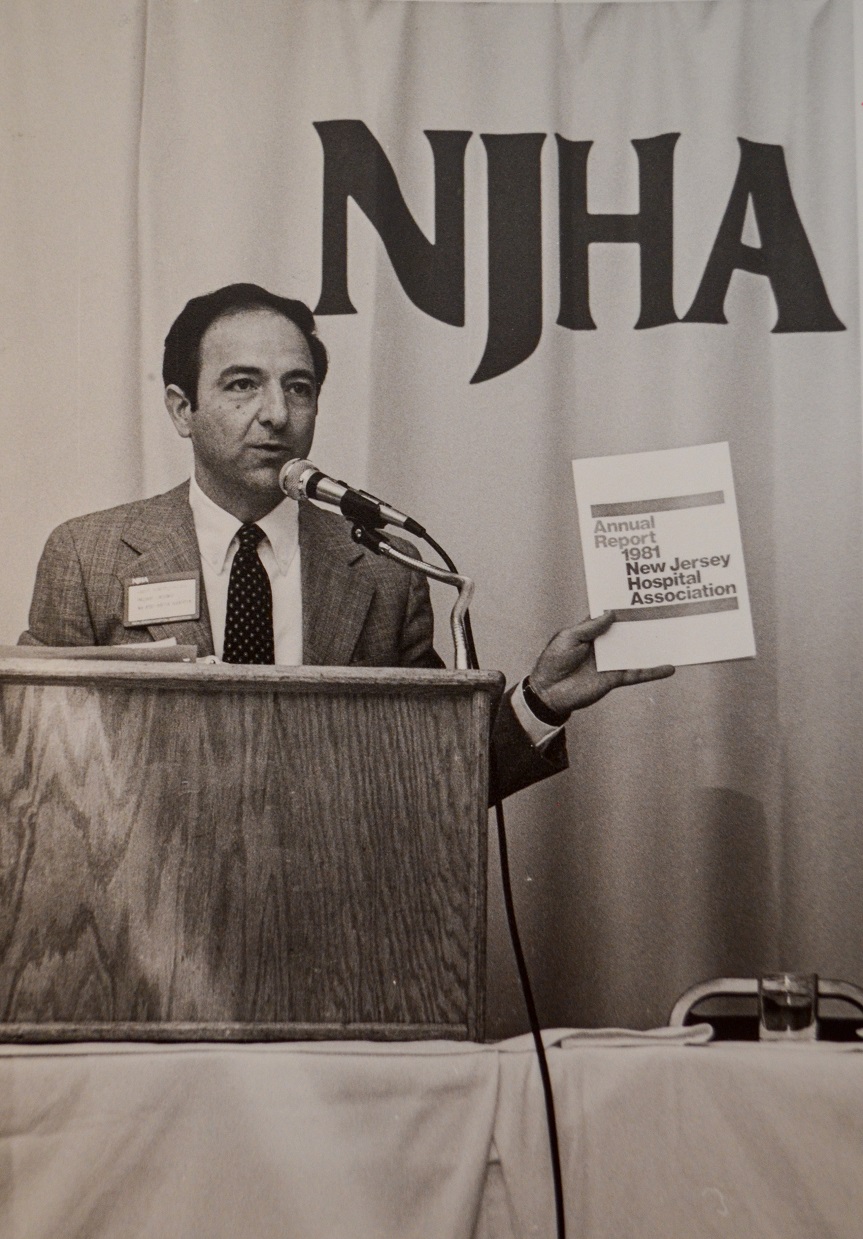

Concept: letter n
[[683, 139, 844, 331], [314, 120, 471, 326], [557, 133, 680, 331]]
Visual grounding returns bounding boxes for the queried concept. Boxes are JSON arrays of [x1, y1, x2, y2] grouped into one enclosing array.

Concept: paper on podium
[[572, 442, 755, 670], [0, 640, 196, 662]]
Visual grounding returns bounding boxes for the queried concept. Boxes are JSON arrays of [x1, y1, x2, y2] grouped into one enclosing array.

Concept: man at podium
[[20, 284, 672, 797]]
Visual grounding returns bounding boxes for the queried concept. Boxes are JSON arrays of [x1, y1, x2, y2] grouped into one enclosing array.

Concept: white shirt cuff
[[510, 677, 566, 750]]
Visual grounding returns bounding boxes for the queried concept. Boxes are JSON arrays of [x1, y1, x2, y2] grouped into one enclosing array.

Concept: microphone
[[279, 459, 426, 536]]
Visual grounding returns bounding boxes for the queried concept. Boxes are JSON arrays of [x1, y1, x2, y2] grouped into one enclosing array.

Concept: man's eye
[[286, 381, 314, 399], [226, 377, 256, 392]]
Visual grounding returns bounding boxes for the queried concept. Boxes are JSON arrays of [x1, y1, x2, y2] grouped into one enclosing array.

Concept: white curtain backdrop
[[2, 0, 861, 1033]]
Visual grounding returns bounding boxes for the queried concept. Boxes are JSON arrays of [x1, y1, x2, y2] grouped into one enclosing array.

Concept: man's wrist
[[521, 676, 572, 727]]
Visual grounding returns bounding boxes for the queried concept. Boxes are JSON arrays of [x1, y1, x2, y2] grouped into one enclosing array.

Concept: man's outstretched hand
[[527, 612, 675, 717]]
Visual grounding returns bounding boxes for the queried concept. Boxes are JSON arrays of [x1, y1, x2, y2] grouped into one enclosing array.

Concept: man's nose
[[258, 382, 290, 429]]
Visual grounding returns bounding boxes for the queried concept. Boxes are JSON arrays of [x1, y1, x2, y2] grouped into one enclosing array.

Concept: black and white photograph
[[1, 1, 861, 1235]]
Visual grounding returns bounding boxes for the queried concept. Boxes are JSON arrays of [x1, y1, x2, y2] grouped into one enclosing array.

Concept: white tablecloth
[[1, 1032, 860, 1239]]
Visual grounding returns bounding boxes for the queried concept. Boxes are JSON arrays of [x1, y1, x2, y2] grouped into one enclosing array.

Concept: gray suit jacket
[[21, 483, 567, 796]]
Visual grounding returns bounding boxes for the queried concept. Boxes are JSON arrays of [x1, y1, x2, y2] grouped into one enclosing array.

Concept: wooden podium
[[0, 657, 503, 1042]]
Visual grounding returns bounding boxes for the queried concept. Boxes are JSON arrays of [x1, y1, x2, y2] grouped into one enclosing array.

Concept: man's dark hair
[[162, 283, 329, 406]]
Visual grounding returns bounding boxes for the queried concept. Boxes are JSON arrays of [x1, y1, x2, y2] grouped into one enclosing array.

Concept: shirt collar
[[256, 491, 300, 574], [188, 476, 299, 575]]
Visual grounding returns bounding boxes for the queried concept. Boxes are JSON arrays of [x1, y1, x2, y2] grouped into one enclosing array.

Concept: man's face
[[165, 308, 318, 522]]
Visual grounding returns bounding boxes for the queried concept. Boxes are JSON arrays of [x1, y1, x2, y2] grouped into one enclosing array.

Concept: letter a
[[684, 139, 844, 331]]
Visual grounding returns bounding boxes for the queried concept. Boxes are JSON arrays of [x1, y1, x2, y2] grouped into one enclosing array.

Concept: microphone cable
[[351, 509, 565, 1236], [420, 530, 567, 1239]]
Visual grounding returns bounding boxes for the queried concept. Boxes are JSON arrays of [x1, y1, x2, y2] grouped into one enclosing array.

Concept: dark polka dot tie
[[222, 524, 275, 664]]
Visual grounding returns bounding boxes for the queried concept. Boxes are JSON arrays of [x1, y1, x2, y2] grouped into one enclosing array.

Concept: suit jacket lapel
[[119, 483, 215, 655], [300, 501, 375, 665]]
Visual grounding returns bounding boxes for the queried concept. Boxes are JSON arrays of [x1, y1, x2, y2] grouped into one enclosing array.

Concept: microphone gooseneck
[[350, 524, 474, 671]]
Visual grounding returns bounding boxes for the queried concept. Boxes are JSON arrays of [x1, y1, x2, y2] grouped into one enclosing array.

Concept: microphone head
[[279, 458, 314, 500]]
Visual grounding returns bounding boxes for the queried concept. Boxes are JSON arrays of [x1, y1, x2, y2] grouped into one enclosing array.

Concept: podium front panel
[[0, 661, 503, 1042]]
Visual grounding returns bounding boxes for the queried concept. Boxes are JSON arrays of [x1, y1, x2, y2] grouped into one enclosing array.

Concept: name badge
[[123, 573, 200, 627]]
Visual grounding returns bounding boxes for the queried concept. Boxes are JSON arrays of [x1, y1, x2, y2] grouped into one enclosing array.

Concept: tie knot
[[237, 523, 265, 550]]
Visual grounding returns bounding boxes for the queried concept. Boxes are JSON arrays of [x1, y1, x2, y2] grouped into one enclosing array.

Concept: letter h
[[556, 133, 680, 330]]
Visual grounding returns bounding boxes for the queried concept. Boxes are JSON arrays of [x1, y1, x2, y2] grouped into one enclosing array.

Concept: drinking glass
[[758, 973, 818, 1041]]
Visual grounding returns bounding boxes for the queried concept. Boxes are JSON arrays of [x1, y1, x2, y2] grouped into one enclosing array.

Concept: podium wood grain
[[0, 661, 502, 1041]]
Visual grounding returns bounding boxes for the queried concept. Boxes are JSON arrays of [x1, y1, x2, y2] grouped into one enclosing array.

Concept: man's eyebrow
[[280, 367, 316, 382], [217, 364, 316, 381], [218, 364, 265, 380]]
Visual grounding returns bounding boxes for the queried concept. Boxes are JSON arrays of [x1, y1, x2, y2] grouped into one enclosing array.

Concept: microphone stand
[[350, 524, 474, 671]]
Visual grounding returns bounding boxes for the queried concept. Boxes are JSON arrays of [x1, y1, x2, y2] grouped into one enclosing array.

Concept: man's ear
[[164, 385, 193, 438]]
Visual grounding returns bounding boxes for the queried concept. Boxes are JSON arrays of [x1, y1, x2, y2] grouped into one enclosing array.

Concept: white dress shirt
[[188, 477, 303, 664]]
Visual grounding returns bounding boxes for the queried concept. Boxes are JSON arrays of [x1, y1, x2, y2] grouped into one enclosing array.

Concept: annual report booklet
[[572, 442, 755, 670]]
